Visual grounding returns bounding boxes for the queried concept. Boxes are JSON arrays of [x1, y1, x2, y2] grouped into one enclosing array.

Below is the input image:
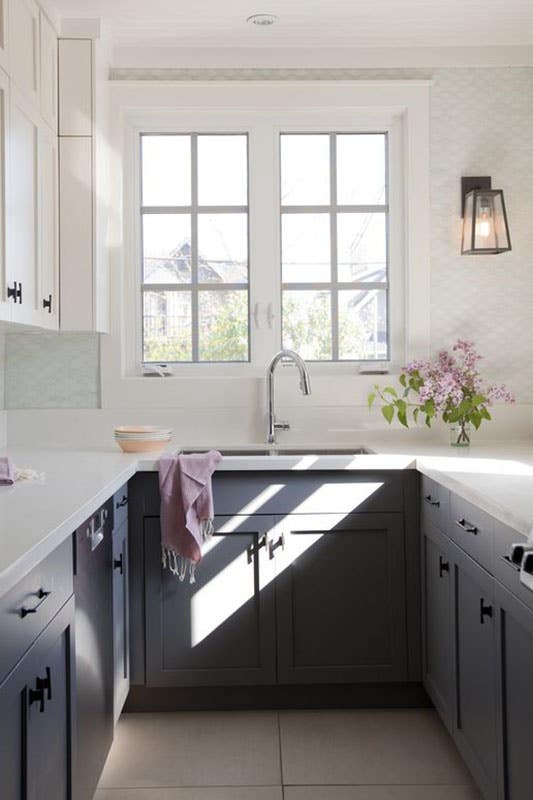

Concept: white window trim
[[101, 80, 431, 409]]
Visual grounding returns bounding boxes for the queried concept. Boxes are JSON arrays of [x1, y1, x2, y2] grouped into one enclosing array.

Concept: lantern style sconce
[[461, 176, 511, 255]]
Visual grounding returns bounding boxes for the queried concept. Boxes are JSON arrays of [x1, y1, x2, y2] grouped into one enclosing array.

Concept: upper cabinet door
[[38, 122, 58, 328], [0, 68, 10, 323], [9, 0, 40, 108], [0, 1, 8, 73], [6, 87, 41, 326], [58, 39, 92, 136], [39, 11, 57, 131]]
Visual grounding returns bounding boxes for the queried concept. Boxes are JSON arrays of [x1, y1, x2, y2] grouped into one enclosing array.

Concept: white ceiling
[[44, 0, 533, 49]]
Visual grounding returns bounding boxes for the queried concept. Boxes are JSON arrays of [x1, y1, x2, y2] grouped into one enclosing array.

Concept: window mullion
[[191, 134, 199, 362], [330, 133, 339, 361]]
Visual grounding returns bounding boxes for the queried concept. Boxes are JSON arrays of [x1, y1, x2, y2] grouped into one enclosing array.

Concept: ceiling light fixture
[[246, 12, 279, 26]]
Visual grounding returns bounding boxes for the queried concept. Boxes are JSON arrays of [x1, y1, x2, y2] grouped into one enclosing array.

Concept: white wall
[[4, 66, 533, 441]]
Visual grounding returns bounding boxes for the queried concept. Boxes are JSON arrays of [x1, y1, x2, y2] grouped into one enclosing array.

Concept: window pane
[[281, 134, 330, 206], [143, 290, 192, 362], [199, 290, 248, 362], [338, 289, 388, 360], [282, 213, 330, 283], [198, 213, 248, 283], [282, 290, 332, 360], [197, 135, 247, 206], [337, 134, 386, 206], [337, 213, 387, 282], [141, 135, 191, 206], [142, 215, 191, 284]]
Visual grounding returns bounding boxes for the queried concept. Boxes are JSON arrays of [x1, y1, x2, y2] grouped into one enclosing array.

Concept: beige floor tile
[[280, 709, 474, 786], [95, 789, 283, 800], [98, 712, 281, 788], [284, 786, 481, 800]]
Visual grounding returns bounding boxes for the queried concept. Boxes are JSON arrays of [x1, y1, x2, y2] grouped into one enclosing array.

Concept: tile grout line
[[277, 710, 285, 797]]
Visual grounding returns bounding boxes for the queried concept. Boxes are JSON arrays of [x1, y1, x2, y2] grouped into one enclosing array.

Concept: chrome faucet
[[266, 350, 311, 444]]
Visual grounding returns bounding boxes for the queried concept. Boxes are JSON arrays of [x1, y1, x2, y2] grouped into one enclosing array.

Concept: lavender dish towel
[[159, 450, 222, 583], [0, 457, 15, 485]]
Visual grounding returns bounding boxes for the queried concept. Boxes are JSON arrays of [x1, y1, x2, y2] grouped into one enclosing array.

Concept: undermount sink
[[182, 446, 373, 457]]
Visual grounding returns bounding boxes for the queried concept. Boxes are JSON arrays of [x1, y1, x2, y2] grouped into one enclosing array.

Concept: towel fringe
[[161, 545, 200, 584]]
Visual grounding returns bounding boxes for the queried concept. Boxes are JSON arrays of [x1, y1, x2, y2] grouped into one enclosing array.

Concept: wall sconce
[[461, 176, 511, 255]]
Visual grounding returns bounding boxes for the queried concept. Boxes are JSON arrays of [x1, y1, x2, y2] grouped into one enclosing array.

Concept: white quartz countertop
[[2, 438, 533, 595]]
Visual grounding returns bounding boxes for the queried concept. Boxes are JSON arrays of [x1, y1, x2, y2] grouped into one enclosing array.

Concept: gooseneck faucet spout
[[266, 349, 311, 444]]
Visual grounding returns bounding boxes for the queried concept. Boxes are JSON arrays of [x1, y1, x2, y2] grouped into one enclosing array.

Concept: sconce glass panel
[[461, 189, 511, 254]]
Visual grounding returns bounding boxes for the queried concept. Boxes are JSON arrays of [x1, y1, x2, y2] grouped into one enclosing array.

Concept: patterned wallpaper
[[5, 66, 533, 407], [5, 334, 100, 409]]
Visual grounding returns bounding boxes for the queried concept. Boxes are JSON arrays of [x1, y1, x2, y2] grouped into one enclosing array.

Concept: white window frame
[[102, 81, 430, 406]]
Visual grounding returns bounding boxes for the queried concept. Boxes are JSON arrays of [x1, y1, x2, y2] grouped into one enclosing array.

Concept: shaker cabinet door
[[422, 524, 454, 731], [274, 513, 408, 684], [144, 514, 276, 687], [454, 548, 498, 800], [113, 520, 130, 723]]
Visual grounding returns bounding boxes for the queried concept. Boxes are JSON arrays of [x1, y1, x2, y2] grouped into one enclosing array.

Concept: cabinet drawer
[[0, 538, 73, 682], [449, 494, 494, 573], [113, 484, 129, 531], [420, 475, 449, 533], [493, 520, 533, 614]]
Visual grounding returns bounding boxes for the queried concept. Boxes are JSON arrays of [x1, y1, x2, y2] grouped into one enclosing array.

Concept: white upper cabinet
[[39, 11, 57, 131], [6, 86, 40, 325], [38, 122, 58, 328], [0, 68, 10, 323], [0, 1, 8, 73], [9, 0, 40, 108], [58, 38, 92, 136]]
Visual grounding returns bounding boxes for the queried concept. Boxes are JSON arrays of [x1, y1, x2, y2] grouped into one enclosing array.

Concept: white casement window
[[280, 132, 389, 361], [141, 133, 250, 363], [118, 83, 430, 385]]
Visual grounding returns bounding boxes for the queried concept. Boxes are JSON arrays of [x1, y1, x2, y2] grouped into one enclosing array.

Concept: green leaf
[[471, 411, 482, 430], [383, 386, 398, 398], [471, 394, 487, 407], [397, 408, 408, 428], [413, 408, 420, 424], [382, 405, 395, 425], [399, 373, 407, 388], [367, 392, 377, 409]]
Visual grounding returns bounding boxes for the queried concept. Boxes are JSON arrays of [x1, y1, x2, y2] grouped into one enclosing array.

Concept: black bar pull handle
[[247, 535, 267, 564], [113, 553, 124, 574], [29, 686, 45, 713], [116, 495, 128, 509], [480, 598, 493, 624], [43, 294, 52, 313], [20, 588, 51, 618], [439, 556, 449, 577], [36, 667, 52, 701], [455, 518, 478, 535], [424, 494, 440, 508], [269, 534, 285, 560]]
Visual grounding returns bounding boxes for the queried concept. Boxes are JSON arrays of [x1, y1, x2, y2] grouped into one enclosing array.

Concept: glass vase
[[450, 420, 471, 447]]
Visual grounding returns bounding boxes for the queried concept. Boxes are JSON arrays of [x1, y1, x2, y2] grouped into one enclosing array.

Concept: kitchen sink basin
[[183, 446, 373, 457]]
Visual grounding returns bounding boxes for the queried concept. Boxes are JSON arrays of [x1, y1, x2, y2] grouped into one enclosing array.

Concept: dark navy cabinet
[[421, 523, 454, 731], [275, 513, 407, 683], [130, 470, 419, 693], [113, 517, 130, 721], [495, 581, 533, 800], [0, 597, 75, 800]]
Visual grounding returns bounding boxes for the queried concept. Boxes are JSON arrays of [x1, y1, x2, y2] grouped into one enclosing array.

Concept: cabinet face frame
[[0, 1, 8, 73], [38, 120, 59, 328], [39, 11, 57, 132]]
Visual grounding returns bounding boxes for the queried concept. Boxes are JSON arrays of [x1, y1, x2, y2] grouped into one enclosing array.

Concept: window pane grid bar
[[142, 205, 248, 214], [190, 133, 199, 362], [142, 283, 248, 292], [282, 282, 389, 291], [281, 204, 387, 214]]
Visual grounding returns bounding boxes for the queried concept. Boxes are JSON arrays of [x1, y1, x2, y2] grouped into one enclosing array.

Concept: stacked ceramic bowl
[[114, 426, 173, 453]]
